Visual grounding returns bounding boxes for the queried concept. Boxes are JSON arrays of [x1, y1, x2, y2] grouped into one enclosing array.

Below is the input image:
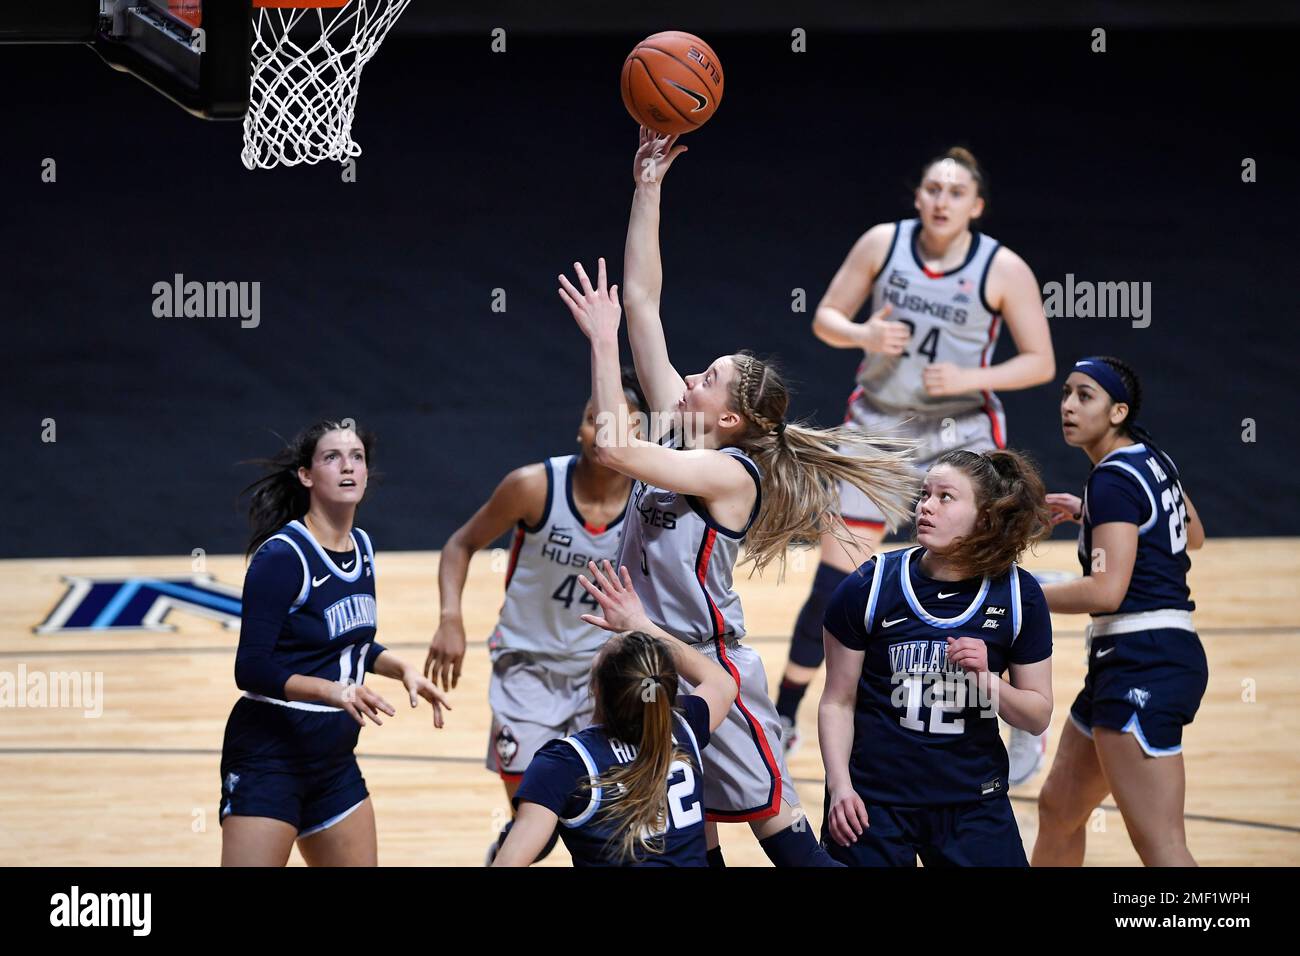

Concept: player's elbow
[[233, 656, 282, 698], [232, 658, 258, 694], [1094, 589, 1125, 614], [811, 307, 839, 339], [1025, 706, 1052, 737]]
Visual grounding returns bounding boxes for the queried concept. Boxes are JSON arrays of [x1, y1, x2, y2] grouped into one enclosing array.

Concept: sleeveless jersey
[[490, 455, 629, 676], [514, 695, 711, 867], [850, 218, 1005, 420], [245, 519, 381, 703], [1078, 443, 1194, 615], [614, 426, 761, 645], [823, 547, 1053, 805]]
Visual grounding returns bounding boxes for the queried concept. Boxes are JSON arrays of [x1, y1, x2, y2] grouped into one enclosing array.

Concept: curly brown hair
[[930, 449, 1051, 578]]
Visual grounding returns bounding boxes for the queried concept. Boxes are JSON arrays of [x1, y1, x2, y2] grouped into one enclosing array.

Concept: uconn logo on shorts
[[324, 595, 377, 639]]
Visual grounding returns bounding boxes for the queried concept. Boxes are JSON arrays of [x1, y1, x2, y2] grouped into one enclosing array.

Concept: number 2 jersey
[[824, 547, 1052, 805], [489, 455, 629, 678], [1078, 442, 1194, 615], [513, 694, 711, 867]]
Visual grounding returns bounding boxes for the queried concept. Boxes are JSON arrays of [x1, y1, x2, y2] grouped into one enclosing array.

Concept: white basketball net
[[242, 0, 413, 170]]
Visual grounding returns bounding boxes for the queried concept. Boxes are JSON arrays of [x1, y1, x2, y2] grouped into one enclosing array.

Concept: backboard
[[0, 1, 251, 119]]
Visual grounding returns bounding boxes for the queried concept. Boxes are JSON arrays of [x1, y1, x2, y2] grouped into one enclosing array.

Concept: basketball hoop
[[242, 0, 412, 170]]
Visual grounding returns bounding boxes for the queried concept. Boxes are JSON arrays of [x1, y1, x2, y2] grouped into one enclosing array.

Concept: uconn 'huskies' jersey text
[[851, 219, 1004, 421]]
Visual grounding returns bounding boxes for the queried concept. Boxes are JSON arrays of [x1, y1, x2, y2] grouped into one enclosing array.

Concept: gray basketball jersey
[[489, 455, 629, 677], [614, 427, 761, 645], [850, 218, 1005, 421]]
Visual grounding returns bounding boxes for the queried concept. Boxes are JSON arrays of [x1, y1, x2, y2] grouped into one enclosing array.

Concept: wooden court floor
[[1, 539, 1297, 866]]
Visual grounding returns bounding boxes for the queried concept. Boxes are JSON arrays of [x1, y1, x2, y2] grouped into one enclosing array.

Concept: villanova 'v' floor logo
[[37, 576, 243, 634]]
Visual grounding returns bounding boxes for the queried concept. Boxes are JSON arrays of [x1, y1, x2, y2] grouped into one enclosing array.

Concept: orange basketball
[[621, 31, 724, 135]]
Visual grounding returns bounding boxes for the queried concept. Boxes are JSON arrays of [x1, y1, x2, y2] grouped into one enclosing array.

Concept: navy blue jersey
[[513, 695, 712, 867], [824, 547, 1052, 805], [234, 519, 387, 702], [1078, 443, 1194, 615]]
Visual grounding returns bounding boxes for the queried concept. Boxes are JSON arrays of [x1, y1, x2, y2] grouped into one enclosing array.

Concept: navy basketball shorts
[[219, 695, 369, 837], [1070, 623, 1208, 756], [820, 792, 1028, 867]]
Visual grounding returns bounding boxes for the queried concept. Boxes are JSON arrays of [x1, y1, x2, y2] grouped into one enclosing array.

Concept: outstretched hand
[[558, 257, 621, 342], [577, 560, 654, 634], [633, 125, 688, 185]]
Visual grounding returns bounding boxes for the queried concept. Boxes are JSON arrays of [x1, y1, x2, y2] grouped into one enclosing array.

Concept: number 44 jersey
[[823, 547, 1053, 806], [490, 455, 629, 678]]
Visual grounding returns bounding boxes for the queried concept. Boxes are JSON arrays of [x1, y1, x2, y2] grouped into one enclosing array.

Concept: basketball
[[621, 31, 724, 135]]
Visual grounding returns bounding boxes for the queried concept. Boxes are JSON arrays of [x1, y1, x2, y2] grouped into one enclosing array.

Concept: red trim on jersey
[[704, 639, 782, 822], [503, 526, 525, 591], [843, 517, 887, 530], [695, 529, 726, 636], [497, 770, 524, 783], [978, 314, 1006, 448], [844, 384, 865, 423], [981, 395, 1006, 448], [584, 521, 607, 535], [921, 266, 944, 279]]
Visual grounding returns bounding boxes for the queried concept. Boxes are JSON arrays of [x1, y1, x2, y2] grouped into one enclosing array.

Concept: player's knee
[[1036, 777, 1083, 832]]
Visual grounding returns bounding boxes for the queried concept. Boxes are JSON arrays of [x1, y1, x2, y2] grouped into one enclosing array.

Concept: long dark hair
[[585, 631, 690, 862], [239, 419, 376, 558], [930, 449, 1051, 578], [1087, 355, 1181, 484]]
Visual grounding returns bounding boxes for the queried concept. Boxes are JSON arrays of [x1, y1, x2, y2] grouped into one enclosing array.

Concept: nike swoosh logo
[[881, 617, 907, 628], [664, 77, 708, 112], [937, 591, 961, 599], [312, 574, 331, 587], [341, 560, 354, 570], [1096, 646, 1116, 658]]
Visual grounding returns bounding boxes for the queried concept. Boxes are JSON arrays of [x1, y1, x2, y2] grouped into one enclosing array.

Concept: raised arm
[[577, 560, 737, 732], [623, 127, 689, 419], [559, 258, 754, 508]]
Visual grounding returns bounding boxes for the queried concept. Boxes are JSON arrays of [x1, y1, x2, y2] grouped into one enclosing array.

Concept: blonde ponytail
[[730, 352, 919, 577]]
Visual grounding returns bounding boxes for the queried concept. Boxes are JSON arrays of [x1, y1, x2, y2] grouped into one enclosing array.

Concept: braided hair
[[725, 350, 919, 577]]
